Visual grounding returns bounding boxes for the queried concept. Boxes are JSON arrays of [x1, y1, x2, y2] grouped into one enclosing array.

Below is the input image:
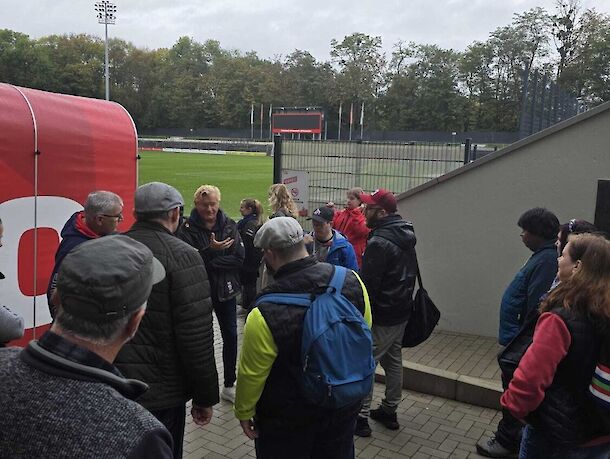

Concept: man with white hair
[[0, 235, 173, 458], [47, 190, 124, 318]]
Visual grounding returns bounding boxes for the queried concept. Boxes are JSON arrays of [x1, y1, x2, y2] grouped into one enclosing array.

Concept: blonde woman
[[268, 183, 298, 219]]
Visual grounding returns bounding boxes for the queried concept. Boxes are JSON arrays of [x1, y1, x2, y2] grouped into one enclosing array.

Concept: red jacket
[[333, 207, 370, 268]]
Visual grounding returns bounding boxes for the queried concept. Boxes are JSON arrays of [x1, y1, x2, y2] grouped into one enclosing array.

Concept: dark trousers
[[496, 372, 523, 451], [213, 297, 237, 387], [254, 410, 357, 459], [150, 404, 186, 458], [241, 282, 258, 311]]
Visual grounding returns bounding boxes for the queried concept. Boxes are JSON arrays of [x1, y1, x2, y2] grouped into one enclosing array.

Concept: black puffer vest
[[529, 307, 605, 446], [254, 256, 365, 433]]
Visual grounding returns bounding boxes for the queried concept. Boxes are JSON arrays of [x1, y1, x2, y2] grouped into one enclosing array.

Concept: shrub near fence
[[282, 140, 465, 210]]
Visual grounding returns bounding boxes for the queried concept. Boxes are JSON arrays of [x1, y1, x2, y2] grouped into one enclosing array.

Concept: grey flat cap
[[254, 217, 304, 250], [135, 182, 184, 213], [57, 235, 165, 323]]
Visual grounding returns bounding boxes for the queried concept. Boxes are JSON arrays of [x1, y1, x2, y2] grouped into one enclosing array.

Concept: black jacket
[[361, 214, 417, 326], [238, 214, 263, 283], [255, 256, 367, 432], [528, 307, 607, 446], [116, 221, 219, 411], [178, 209, 245, 302]]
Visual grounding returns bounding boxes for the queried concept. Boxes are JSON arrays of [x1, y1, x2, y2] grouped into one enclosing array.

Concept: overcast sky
[[4, 0, 610, 61]]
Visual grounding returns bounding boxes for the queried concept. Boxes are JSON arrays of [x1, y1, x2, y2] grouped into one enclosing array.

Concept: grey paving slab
[[402, 331, 501, 385]]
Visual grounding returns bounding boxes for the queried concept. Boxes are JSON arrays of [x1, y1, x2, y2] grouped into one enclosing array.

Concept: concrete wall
[[396, 102, 610, 337]]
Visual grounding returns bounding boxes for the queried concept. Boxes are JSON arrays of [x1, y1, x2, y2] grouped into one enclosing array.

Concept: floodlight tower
[[94, 1, 117, 101]]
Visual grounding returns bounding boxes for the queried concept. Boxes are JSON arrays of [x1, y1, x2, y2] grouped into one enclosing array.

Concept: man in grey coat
[[0, 235, 173, 458]]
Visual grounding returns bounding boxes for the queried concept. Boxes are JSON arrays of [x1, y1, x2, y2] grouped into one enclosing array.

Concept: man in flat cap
[[0, 235, 172, 458], [115, 182, 219, 459], [234, 217, 372, 458], [355, 188, 417, 437]]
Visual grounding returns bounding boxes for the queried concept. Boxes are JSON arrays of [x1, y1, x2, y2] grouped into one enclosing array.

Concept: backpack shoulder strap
[[254, 292, 312, 308], [328, 265, 347, 293]]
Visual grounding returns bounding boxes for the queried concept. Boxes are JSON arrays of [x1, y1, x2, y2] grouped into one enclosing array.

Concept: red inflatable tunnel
[[0, 84, 138, 345]]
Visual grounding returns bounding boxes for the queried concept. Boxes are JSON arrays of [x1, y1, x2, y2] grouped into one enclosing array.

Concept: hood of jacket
[[370, 214, 415, 250]]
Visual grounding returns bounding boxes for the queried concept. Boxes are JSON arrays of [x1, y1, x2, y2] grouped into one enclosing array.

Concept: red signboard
[[0, 84, 138, 345], [272, 112, 323, 134]]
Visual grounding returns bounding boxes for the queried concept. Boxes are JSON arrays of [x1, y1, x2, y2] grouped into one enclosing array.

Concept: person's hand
[[303, 234, 314, 245], [209, 232, 234, 250], [326, 201, 335, 208], [239, 419, 258, 439], [191, 404, 213, 426]]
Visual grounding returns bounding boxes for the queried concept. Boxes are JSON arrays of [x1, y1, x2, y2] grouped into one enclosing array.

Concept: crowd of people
[[1, 183, 610, 459]]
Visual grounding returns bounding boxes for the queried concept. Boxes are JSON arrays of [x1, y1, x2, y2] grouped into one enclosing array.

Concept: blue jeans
[[213, 297, 237, 387], [520, 425, 610, 459]]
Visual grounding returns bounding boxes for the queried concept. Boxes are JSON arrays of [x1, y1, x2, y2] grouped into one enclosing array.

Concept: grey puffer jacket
[[116, 221, 219, 410]]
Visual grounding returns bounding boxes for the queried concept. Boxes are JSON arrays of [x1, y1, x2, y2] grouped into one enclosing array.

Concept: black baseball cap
[[307, 206, 334, 223]]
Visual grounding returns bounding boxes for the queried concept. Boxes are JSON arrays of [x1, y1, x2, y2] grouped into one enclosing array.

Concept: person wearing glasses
[[47, 190, 123, 318]]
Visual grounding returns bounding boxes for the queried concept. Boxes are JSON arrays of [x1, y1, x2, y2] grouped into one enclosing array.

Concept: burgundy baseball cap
[[360, 188, 397, 213]]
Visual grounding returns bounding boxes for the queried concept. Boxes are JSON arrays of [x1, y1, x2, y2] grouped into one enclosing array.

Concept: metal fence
[[281, 139, 466, 211], [518, 68, 583, 140]]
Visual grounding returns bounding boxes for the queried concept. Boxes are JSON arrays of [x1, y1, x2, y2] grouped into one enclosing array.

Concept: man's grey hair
[[84, 191, 123, 217], [54, 305, 145, 346], [272, 240, 307, 261]]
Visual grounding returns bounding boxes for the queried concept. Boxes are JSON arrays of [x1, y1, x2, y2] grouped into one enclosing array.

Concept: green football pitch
[[138, 150, 273, 220]]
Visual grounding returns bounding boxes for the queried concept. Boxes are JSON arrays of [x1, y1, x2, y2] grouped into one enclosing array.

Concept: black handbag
[[402, 257, 440, 348], [497, 311, 537, 381]]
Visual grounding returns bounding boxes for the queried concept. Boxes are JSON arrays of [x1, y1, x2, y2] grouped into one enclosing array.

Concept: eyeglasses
[[101, 213, 124, 222]]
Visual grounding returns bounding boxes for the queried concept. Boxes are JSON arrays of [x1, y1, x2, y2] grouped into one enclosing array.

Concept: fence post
[[472, 144, 478, 162], [463, 138, 472, 165], [273, 134, 282, 184], [518, 64, 531, 140]]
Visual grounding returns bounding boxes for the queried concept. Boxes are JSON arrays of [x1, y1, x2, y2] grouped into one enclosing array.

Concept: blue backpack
[[255, 266, 375, 409]]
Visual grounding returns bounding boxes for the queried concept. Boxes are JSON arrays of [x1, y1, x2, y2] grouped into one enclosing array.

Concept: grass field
[[138, 150, 273, 220]]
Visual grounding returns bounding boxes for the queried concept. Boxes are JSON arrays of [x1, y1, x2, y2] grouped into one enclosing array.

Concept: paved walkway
[[182, 311, 500, 458], [402, 330, 501, 384], [183, 383, 501, 459]]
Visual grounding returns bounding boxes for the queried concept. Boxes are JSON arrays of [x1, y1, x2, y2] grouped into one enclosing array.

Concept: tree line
[[1, 0, 608, 134]]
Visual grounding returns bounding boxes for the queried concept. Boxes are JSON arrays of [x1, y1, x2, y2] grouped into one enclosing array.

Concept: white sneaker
[[221, 385, 236, 404]]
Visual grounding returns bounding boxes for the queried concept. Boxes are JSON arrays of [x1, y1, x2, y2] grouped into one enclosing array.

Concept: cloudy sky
[[4, 0, 610, 60]]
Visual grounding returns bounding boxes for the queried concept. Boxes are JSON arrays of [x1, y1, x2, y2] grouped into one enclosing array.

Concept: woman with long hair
[[268, 183, 298, 219], [238, 198, 264, 311], [501, 233, 610, 458], [330, 187, 370, 268]]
